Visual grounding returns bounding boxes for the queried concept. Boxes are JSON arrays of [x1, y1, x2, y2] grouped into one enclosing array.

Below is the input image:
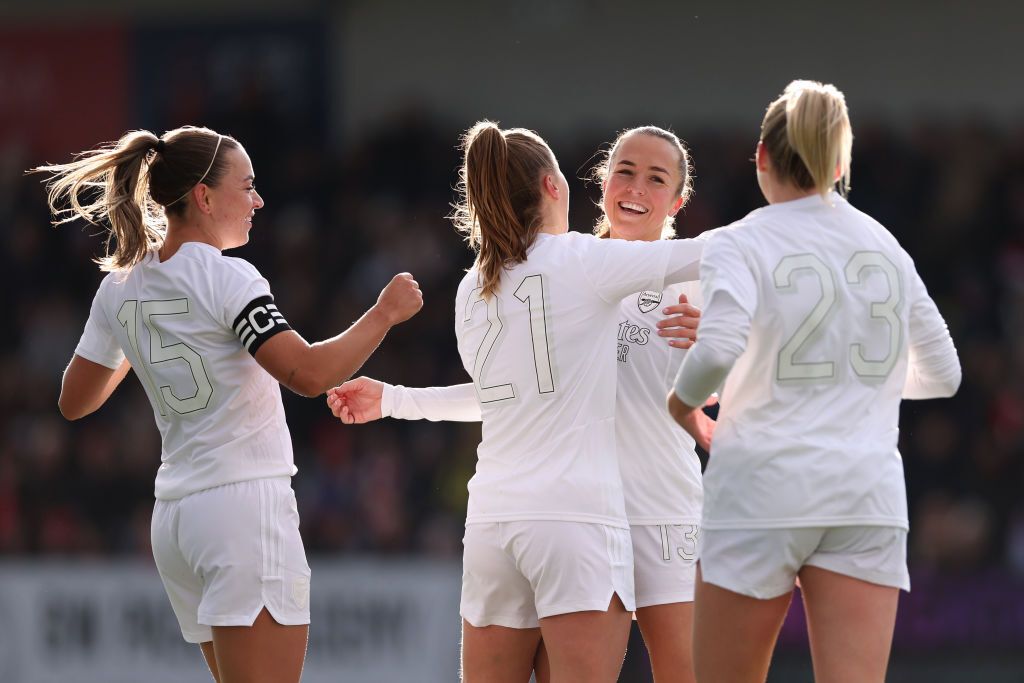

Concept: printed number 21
[[464, 274, 555, 403]]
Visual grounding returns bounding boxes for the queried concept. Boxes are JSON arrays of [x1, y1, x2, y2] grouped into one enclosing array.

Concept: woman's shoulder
[[182, 244, 266, 283]]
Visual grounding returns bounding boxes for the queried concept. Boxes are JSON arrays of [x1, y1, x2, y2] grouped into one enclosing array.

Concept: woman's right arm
[[254, 273, 423, 397], [58, 356, 132, 420], [903, 270, 961, 399], [327, 378, 480, 424]]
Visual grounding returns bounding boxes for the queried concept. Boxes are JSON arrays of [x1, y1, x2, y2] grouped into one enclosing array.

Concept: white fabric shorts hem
[[635, 590, 696, 609], [699, 525, 909, 600], [631, 524, 698, 608], [461, 521, 635, 630], [152, 477, 311, 643]]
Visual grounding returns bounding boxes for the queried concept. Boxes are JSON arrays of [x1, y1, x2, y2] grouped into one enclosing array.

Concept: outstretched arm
[[256, 273, 423, 397], [327, 379, 480, 424]]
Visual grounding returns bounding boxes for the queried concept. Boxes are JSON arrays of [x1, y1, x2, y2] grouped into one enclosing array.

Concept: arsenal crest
[[637, 290, 662, 314]]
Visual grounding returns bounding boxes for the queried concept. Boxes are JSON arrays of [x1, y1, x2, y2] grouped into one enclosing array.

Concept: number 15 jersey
[[456, 231, 704, 529], [74, 242, 295, 501]]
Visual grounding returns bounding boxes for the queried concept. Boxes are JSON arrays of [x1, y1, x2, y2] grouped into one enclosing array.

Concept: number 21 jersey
[[455, 231, 703, 528]]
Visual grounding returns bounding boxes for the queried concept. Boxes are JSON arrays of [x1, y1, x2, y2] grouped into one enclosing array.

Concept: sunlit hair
[[590, 126, 693, 239], [760, 80, 852, 198], [450, 120, 556, 298], [32, 125, 239, 271]]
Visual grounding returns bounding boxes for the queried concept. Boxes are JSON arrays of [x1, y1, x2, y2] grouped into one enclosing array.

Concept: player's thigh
[[799, 526, 905, 683], [461, 619, 541, 683], [635, 602, 695, 683], [199, 641, 220, 682], [693, 565, 792, 683], [798, 566, 898, 683], [539, 593, 631, 683], [695, 527, 814, 683], [533, 638, 551, 683], [630, 523, 697, 680], [211, 607, 308, 683], [508, 521, 634, 682]]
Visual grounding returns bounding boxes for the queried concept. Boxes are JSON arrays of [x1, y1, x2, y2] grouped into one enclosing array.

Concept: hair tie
[[154, 139, 166, 154]]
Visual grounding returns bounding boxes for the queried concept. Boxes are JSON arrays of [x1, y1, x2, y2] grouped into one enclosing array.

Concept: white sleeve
[[902, 270, 961, 399], [219, 259, 292, 355], [672, 231, 756, 407], [75, 282, 125, 370], [382, 382, 482, 422], [576, 233, 705, 305], [218, 259, 274, 329], [673, 290, 751, 407]]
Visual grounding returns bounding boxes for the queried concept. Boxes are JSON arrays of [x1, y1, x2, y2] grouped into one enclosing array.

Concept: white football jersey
[[383, 279, 706, 526], [674, 193, 961, 530], [615, 281, 704, 525], [75, 242, 296, 500], [455, 230, 704, 528]]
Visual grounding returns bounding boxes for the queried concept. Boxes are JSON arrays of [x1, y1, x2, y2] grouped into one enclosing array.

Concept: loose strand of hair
[[35, 130, 164, 271]]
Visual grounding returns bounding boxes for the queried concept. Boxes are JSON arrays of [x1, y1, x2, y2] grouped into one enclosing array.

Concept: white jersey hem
[[703, 516, 909, 531], [465, 512, 630, 530], [628, 516, 702, 526]]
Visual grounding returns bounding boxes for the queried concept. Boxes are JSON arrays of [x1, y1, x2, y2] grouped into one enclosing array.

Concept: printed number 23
[[464, 274, 555, 403], [774, 251, 902, 382]]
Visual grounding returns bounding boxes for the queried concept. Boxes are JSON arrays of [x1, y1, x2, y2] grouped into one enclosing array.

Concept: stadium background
[[1, 1, 1022, 681]]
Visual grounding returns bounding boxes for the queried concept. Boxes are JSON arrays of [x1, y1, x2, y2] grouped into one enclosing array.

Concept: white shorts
[[631, 524, 699, 608], [699, 526, 910, 600], [461, 521, 635, 629], [151, 477, 312, 643]]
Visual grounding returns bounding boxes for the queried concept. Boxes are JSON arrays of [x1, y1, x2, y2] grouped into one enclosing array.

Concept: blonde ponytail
[[761, 80, 853, 197], [32, 125, 237, 271]]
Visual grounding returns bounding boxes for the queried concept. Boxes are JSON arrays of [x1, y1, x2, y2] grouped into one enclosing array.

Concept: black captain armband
[[233, 295, 292, 355]]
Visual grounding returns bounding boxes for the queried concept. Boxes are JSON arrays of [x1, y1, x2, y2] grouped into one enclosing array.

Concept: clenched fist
[[375, 272, 424, 326]]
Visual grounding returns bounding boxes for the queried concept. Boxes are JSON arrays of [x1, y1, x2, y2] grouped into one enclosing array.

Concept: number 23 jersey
[[74, 242, 295, 501], [696, 193, 959, 530]]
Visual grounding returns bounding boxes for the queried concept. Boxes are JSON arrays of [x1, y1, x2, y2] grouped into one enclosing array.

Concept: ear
[[542, 174, 560, 200], [193, 183, 213, 215], [668, 195, 685, 217], [833, 161, 842, 182], [755, 140, 770, 173]]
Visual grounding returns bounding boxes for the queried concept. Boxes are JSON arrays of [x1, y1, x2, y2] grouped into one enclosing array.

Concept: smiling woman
[[30, 126, 424, 683], [592, 126, 693, 242]]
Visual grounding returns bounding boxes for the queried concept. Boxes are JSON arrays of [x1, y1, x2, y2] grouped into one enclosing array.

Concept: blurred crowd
[[1, 105, 1021, 581]]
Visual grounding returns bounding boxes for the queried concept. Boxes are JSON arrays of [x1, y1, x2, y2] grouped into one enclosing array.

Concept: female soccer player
[[36, 126, 422, 683], [668, 80, 962, 683], [329, 126, 710, 682]]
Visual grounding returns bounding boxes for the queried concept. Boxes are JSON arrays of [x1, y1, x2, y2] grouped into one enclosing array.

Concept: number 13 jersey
[[74, 242, 295, 501], [455, 231, 704, 528]]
